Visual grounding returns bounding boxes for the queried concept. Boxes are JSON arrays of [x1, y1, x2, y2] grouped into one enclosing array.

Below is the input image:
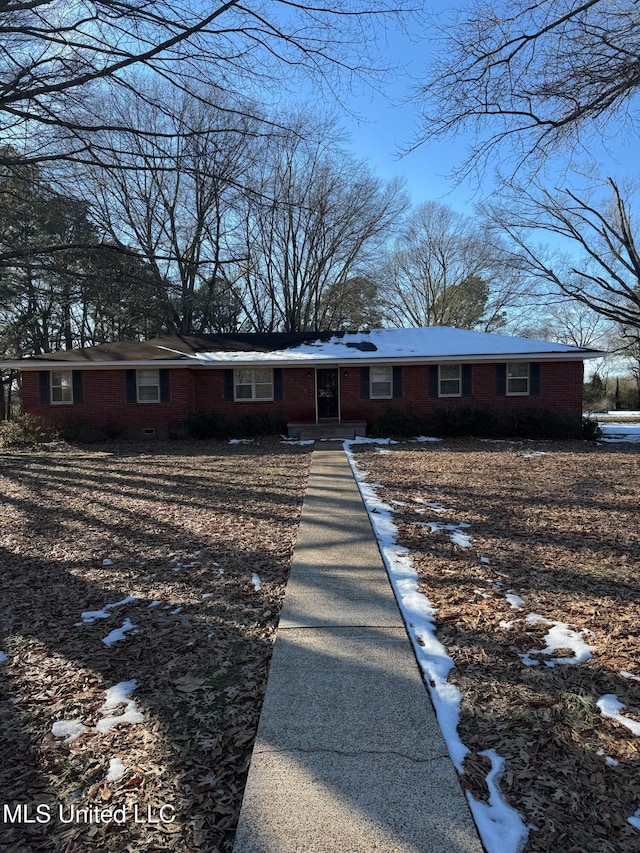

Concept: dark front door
[[316, 368, 339, 419]]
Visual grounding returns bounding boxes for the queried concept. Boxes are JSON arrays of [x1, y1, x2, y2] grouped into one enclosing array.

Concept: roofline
[[2, 350, 606, 370]]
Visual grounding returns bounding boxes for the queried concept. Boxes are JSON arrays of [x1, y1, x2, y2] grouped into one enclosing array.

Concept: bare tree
[[1, 0, 414, 168], [486, 178, 640, 333], [83, 90, 259, 333], [380, 201, 529, 330], [414, 0, 640, 175], [235, 120, 408, 331]]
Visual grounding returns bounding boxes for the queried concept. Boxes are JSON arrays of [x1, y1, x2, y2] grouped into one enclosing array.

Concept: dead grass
[[0, 439, 312, 853], [354, 438, 640, 853]]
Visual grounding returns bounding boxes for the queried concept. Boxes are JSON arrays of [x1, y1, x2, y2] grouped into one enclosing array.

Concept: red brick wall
[[21, 360, 584, 437], [21, 369, 195, 438], [340, 361, 584, 428]]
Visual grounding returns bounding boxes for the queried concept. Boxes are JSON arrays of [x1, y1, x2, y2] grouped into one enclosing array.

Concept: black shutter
[[126, 370, 137, 403], [39, 371, 50, 404], [428, 365, 439, 398], [159, 369, 170, 402], [273, 368, 283, 401], [530, 362, 541, 396], [224, 369, 234, 401], [461, 364, 472, 398], [72, 370, 84, 404], [360, 366, 370, 399], [496, 364, 507, 397], [392, 366, 402, 398]]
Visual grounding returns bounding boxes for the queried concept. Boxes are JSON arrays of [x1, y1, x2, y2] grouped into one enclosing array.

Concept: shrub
[[434, 407, 500, 438], [581, 417, 602, 441], [370, 407, 423, 437], [185, 411, 233, 440], [0, 413, 48, 447], [237, 411, 287, 437], [57, 416, 104, 444]]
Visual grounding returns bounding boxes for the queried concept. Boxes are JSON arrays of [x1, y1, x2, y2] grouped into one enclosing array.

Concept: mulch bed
[[0, 439, 312, 852], [353, 438, 640, 853]]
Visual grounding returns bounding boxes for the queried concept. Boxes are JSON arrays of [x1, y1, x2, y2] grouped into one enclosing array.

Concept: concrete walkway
[[233, 448, 483, 853]]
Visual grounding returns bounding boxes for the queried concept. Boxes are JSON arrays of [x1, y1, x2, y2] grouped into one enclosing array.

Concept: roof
[[3, 328, 605, 370]]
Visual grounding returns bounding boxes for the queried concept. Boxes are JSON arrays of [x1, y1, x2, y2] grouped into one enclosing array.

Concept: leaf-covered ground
[[352, 439, 640, 853], [0, 440, 312, 853]]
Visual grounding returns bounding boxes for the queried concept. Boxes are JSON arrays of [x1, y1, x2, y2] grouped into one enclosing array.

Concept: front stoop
[[287, 421, 367, 440]]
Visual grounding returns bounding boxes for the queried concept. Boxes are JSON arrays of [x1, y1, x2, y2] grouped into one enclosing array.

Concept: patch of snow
[[280, 439, 315, 445], [415, 520, 472, 548], [466, 750, 529, 853], [96, 680, 144, 733], [375, 447, 392, 454], [414, 435, 442, 442], [229, 438, 253, 444], [413, 497, 452, 513], [0, 651, 6, 664], [499, 621, 514, 629], [519, 620, 595, 667], [76, 595, 139, 625], [599, 423, 640, 443], [505, 594, 525, 610], [106, 757, 126, 782], [202, 593, 214, 599], [170, 606, 182, 615], [596, 749, 619, 767], [251, 573, 262, 591], [149, 600, 161, 607], [481, 557, 491, 564], [622, 671, 640, 682], [52, 719, 87, 742], [520, 451, 547, 459], [597, 695, 640, 736], [102, 558, 113, 566], [628, 808, 640, 830], [101, 618, 138, 647]]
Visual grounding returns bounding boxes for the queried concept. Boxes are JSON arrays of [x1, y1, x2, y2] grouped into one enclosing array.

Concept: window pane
[[371, 382, 392, 398], [440, 379, 460, 396], [235, 384, 252, 399], [51, 371, 73, 402], [440, 365, 460, 380], [138, 385, 159, 401], [371, 366, 391, 382], [254, 383, 273, 399], [253, 368, 272, 384], [138, 369, 159, 385], [507, 363, 528, 378], [508, 378, 529, 394], [235, 369, 252, 385]]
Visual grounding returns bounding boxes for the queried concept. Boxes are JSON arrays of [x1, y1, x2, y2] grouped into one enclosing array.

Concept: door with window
[[316, 368, 339, 419]]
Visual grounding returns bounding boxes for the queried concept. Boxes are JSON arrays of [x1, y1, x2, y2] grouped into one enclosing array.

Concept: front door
[[316, 368, 339, 420]]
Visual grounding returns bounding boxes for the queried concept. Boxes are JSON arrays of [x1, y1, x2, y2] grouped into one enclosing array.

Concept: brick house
[[4, 327, 603, 438]]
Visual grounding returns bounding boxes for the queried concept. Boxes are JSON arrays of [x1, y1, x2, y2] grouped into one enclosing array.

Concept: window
[[137, 369, 160, 402], [369, 366, 392, 399], [234, 368, 273, 400], [507, 362, 529, 395], [439, 364, 461, 397], [51, 370, 73, 404]]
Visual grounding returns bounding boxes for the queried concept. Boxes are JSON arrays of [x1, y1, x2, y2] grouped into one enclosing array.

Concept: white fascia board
[[2, 350, 605, 371]]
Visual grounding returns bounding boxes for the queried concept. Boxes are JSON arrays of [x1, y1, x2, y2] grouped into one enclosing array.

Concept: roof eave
[[2, 349, 606, 370]]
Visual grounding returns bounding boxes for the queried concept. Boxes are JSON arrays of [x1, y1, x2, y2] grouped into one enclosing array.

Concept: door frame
[[315, 367, 340, 422]]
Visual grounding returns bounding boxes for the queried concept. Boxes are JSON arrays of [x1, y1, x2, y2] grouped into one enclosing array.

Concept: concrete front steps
[[287, 421, 367, 441]]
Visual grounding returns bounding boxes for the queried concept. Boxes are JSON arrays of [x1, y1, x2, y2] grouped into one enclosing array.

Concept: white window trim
[[506, 362, 530, 396], [234, 368, 274, 401], [137, 369, 160, 403], [438, 364, 462, 398], [370, 365, 393, 399], [51, 370, 73, 405]]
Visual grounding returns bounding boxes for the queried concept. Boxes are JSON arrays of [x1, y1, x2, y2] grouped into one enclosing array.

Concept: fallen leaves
[[357, 438, 640, 853], [0, 439, 311, 852]]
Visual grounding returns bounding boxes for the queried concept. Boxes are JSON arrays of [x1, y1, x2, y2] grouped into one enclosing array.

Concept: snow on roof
[[187, 327, 601, 365]]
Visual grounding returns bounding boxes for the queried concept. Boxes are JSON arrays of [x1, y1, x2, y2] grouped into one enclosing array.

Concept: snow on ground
[[414, 520, 473, 548], [102, 618, 138, 646], [76, 595, 139, 625], [505, 594, 525, 610], [251, 573, 262, 591], [96, 680, 144, 734], [519, 615, 595, 667], [51, 719, 87, 743], [344, 439, 529, 853], [0, 651, 6, 664], [629, 809, 640, 830], [599, 423, 640, 442], [106, 757, 126, 782], [596, 695, 640, 736]]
